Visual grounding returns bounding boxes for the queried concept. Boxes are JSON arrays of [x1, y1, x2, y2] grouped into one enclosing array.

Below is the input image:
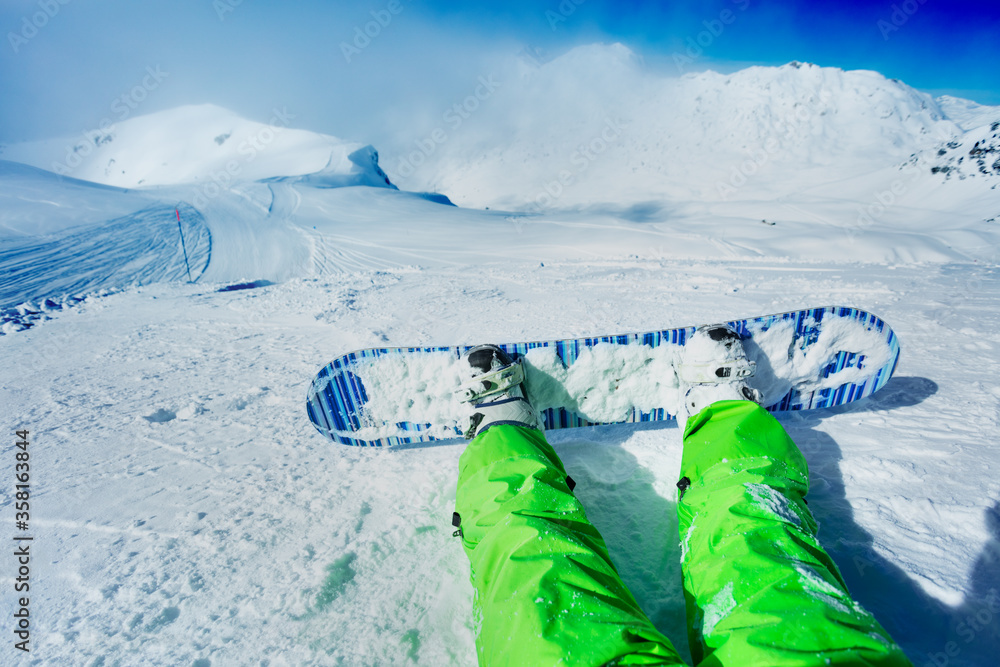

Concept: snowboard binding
[[459, 346, 528, 402], [678, 324, 758, 384], [678, 324, 762, 428], [459, 345, 543, 439]]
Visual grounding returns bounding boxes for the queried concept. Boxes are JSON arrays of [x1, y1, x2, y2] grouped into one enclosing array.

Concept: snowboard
[[307, 306, 900, 447]]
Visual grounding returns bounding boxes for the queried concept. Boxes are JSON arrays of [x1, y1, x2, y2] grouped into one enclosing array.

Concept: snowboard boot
[[460, 345, 544, 439], [678, 324, 762, 430]]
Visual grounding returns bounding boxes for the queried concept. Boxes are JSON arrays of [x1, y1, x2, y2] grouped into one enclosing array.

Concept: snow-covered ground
[[2, 51, 1000, 665], [3, 260, 999, 665]]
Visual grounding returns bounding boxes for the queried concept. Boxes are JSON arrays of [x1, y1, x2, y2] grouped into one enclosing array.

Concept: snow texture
[[745, 482, 804, 527], [523, 343, 682, 422], [702, 581, 737, 637], [747, 316, 895, 406], [352, 352, 476, 435]]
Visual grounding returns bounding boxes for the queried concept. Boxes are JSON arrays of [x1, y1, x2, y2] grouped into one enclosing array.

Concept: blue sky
[[1, 0, 998, 145], [431, 0, 999, 98]]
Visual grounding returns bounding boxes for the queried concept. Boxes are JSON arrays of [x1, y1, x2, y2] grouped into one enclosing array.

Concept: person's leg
[[456, 423, 687, 666], [677, 400, 912, 667]]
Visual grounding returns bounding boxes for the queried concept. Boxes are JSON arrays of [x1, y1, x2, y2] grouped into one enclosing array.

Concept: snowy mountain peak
[[3, 104, 395, 191], [398, 55, 968, 208]]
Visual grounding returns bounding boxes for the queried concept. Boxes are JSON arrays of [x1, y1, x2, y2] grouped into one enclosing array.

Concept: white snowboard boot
[[460, 345, 544, 439], [678, 324, 762, 430]]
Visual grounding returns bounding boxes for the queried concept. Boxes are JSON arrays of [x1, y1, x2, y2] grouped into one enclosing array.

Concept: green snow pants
[[454, 400, 913, 666]]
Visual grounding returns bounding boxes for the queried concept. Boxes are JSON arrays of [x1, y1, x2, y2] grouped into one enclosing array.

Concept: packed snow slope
[[3, 157, 997, 314], [0, 162, 212, 308], [2, 50, 1000, 666]]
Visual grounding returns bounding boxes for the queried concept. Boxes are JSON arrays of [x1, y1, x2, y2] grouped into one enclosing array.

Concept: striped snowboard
[[307, 306, 900, 447]]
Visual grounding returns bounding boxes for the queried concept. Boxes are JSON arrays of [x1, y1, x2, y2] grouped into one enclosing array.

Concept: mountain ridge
[[2, 103, 395, 192], [388, 45, 998, 208]]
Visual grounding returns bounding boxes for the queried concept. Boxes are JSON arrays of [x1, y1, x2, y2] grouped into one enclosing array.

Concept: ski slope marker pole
[[176, 207, 194, 282]]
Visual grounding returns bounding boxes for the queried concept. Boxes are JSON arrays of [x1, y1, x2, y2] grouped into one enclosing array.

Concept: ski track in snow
[[2, 258, 999, 666], [0, 204, 211, 308]]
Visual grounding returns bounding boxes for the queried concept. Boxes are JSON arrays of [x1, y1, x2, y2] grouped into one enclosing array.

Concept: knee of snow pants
[[678, 400, 912, 667], [455, 424, 687, 666]]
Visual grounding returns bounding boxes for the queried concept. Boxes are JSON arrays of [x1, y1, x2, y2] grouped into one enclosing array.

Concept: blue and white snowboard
[[307, 306, 900, 447]]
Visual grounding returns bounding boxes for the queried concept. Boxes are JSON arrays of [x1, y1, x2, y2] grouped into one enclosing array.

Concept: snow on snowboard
[[306, 306, 900, 447]]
